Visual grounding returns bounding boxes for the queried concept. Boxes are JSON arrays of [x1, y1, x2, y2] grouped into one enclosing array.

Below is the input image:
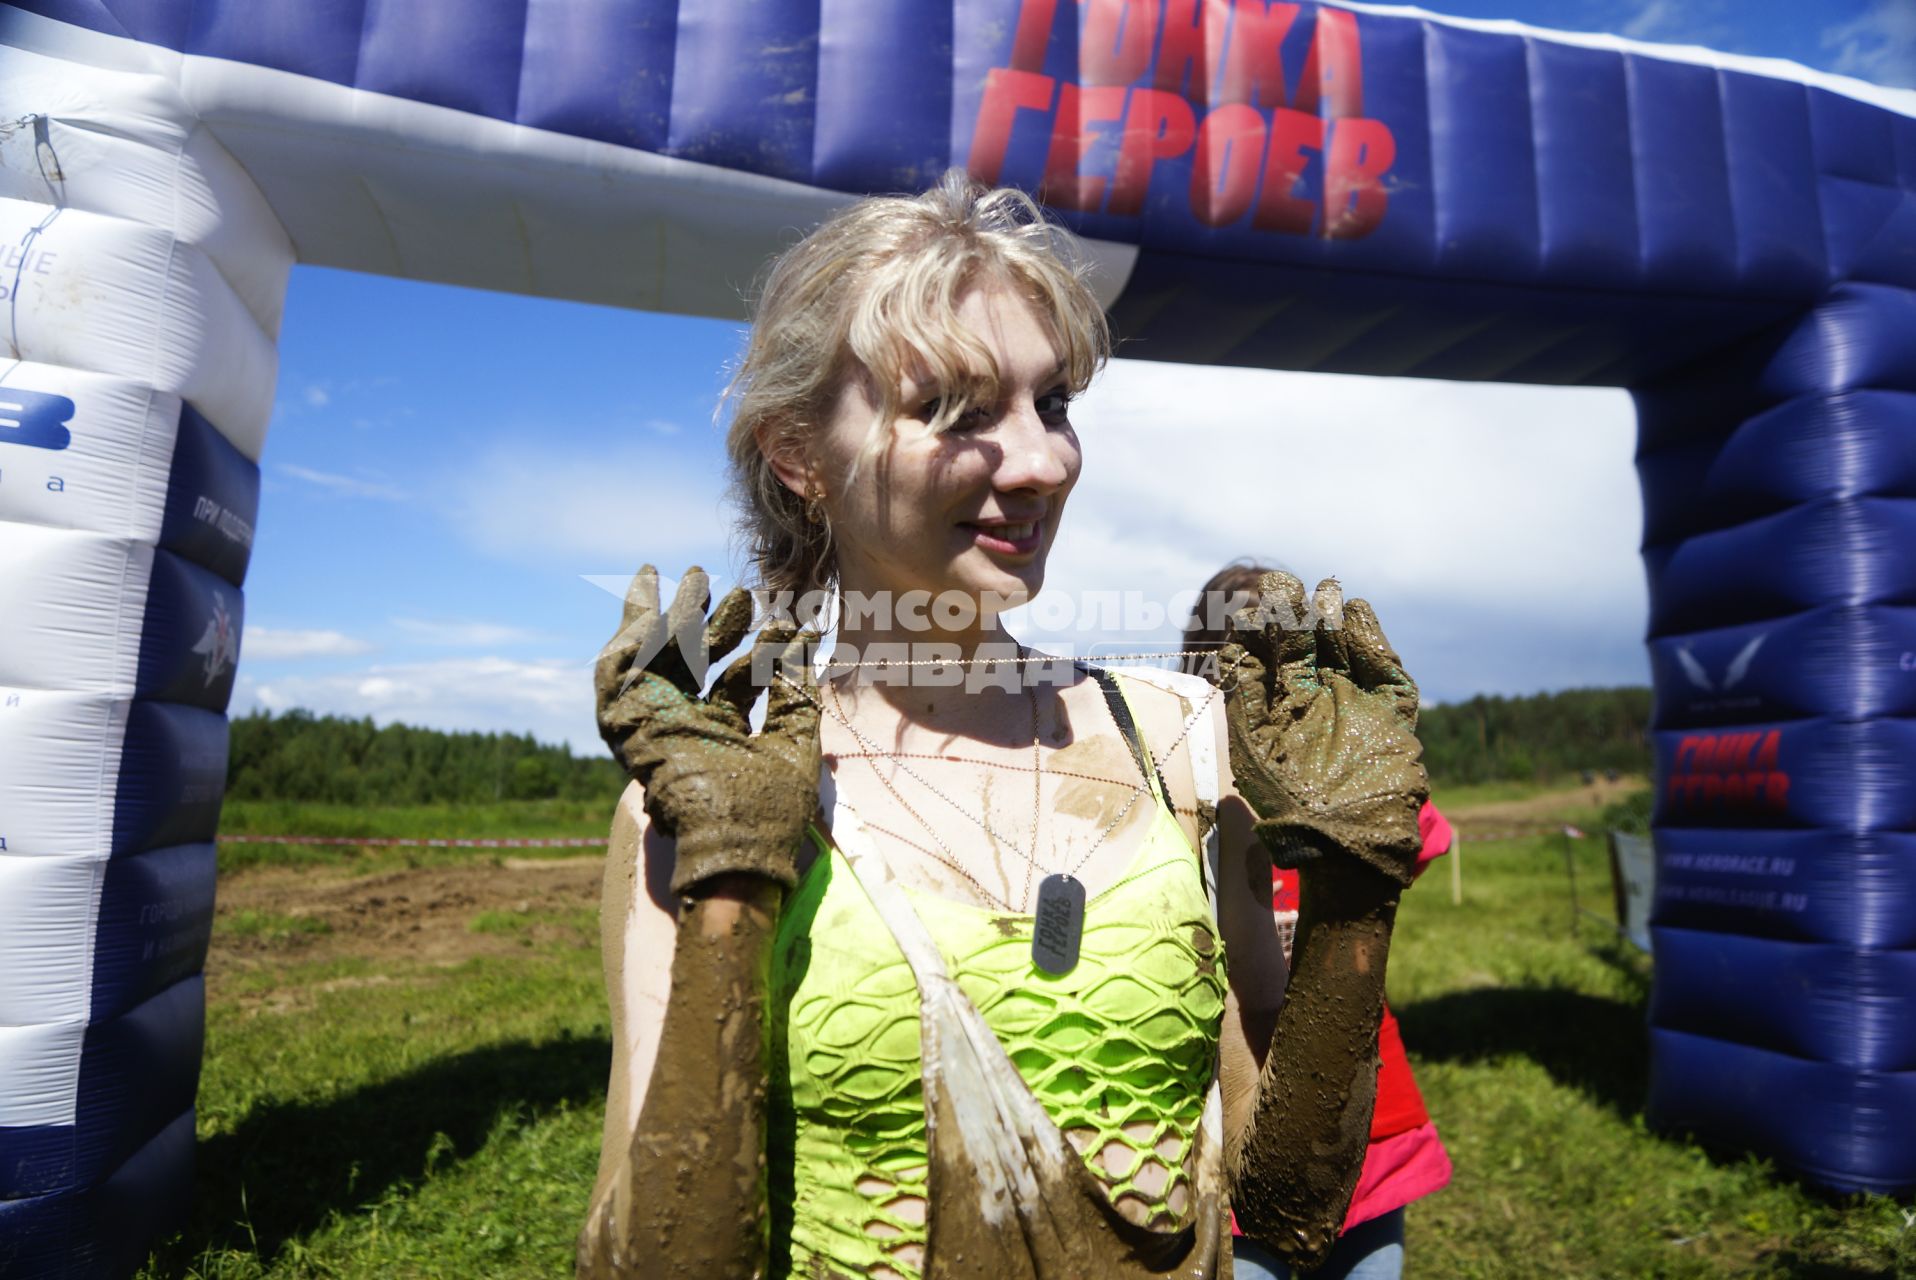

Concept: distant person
[[1186, 561, 1454, 1280]]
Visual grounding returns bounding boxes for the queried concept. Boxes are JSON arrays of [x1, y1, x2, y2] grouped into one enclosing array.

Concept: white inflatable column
[[0, 31, 289, 1276]]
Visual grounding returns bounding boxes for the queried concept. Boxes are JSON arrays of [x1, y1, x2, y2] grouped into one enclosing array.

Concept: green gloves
[[594, 566, 821, 895], [1219, 572, 1428, 888]]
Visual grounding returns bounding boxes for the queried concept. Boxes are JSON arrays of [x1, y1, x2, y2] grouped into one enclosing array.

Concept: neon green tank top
[[767, 676, 1227, 1280]]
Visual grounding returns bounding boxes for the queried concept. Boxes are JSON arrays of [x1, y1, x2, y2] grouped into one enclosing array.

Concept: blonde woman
[[579, 172, 1429, 1280]]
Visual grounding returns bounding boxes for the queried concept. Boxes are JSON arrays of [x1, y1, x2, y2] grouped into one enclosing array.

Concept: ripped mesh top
[[766, 703, 1226, 1280]]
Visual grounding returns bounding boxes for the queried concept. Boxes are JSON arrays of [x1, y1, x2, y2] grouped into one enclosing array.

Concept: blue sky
[[234, 0, 1916, 751], [1397, 0, 1912, 81]]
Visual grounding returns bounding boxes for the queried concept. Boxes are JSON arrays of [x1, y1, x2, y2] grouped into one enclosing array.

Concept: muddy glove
[[594, 565, 820, 894], [1219, 571, 1427, 887]]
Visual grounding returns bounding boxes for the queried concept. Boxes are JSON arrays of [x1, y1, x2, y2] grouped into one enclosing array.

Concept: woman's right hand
[[594, 565, 820, 895]]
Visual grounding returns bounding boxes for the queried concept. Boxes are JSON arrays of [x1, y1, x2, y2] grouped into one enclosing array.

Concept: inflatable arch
[[1, 0, 1912, 1271]]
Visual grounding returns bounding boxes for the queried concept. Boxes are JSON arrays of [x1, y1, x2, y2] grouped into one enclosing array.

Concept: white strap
[[818, 768, 1071, 1223], [816, 766, 952, 985], [1190, 700, 1223, 925]]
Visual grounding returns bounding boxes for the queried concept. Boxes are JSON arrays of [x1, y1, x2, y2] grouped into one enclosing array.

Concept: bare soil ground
[[1438, 775, 1647, 836], [209, 855, 607, 993], [207, 775, 1650, 983]]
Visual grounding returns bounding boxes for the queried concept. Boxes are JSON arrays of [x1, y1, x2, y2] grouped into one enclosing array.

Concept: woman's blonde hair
[[724, 169, 1112, 602]]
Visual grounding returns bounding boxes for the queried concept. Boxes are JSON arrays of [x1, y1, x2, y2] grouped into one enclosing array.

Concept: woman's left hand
[[1216, 571, 1428, 888]]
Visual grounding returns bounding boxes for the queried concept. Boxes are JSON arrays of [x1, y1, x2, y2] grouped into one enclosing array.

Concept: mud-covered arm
[[1213, 573, 1427, 1270], [1229, 855, 1399, 1268], [578, 874, 781, 1280], [576, 568, 820, 1279]]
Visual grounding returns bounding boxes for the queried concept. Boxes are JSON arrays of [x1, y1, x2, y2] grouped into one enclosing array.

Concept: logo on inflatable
[[192, 591, 239, 686], [1675, 634, 1764, 695], [1666, 729, 1789, 815], [0, 387, 75, 451], [969, 0, 1394, 238]]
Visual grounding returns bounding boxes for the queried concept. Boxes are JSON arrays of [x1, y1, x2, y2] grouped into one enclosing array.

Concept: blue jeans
[[1232, 1208, 1406, 1280]]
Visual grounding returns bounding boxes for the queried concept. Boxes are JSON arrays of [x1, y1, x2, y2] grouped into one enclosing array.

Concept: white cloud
[[1016, 359, 1649, 703], [1619, 0, 1681, 41], [279, 463, 408, 501], [1610, 0, 1738, 53], [393, 617, 548, 647], [1823, 1, 1916, 89], [245, 366, 1650, 745], [237, 655, 598, 751], [439, 441, 732, 569], [643, 418, 684, 436], [303, 383, 331, 408], [243, 626, 374, 659]]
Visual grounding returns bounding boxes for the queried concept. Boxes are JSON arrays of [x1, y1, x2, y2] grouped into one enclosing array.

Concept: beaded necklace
[[796, 653, 1219, 974]]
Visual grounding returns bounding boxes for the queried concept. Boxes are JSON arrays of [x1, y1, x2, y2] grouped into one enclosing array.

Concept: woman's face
[[814, 283, 1081, 615]]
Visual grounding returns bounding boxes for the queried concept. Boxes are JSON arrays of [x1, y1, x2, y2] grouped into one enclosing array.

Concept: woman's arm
[[1229, 854, 1397, 1266], [1210, 697, 1391, 1271], [1210, 575, 1425, 1270], [577, 786, 783, 1280], [579, 569, 820, 1279], [587, 785, 673, 1203]]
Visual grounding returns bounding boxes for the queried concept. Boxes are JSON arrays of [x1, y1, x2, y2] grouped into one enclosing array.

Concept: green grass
[[214, 798, 615, 875], [1392, 834, 1913, 1278], [218, 797, 618, 839], [469, 906, 600, 941], [1427, 776, 1586, 808], [142, 946, 608, 1278], [221, 911, 333, 943], [142, 791, 1913, 1278]]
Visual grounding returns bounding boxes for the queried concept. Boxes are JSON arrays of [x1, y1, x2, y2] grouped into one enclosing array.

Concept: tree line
[[225, 686, 1653, 805], [1415, 686, 1653, 785], [224, 708, 626, 804]]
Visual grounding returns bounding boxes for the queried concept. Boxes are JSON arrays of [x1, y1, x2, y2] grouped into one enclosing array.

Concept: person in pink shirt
[[1188, 562, 1454, 1280]]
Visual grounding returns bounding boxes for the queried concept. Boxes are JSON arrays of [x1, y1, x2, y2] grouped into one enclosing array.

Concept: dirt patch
[[209, 856, 607, 998], [1443, 776, 1646, 836]]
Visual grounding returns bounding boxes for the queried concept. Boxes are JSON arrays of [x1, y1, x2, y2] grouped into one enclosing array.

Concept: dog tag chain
[[807, 658, 1161, 977], [1031, 873, 1087, 974]]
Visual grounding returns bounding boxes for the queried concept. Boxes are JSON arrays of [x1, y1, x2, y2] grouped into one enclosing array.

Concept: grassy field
[[141, 786, 1914, 1278], [212, 798, 617, 875]]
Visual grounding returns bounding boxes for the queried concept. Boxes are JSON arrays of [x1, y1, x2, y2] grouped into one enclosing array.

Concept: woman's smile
[[961, 516, 1044, 556]]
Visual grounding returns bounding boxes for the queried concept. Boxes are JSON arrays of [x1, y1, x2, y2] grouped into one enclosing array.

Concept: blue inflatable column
[[1635, 273, 1916, 1193], [0, 31, 289, 1276]]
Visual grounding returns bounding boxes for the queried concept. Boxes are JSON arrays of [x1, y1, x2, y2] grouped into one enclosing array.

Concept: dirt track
[[1440, 776, 1645, 835], [208, 776, 1648, 984], [209, 855, 608, 992]]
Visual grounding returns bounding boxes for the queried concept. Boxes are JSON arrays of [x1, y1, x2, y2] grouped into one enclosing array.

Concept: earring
[[804, 483, 826, 525]]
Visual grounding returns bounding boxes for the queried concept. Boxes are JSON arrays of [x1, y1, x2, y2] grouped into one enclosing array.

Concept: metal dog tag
[[1032, 873, 1086, 975]]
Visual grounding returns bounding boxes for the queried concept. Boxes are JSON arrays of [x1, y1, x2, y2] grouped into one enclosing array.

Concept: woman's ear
[[756, 422, 814, 500]]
